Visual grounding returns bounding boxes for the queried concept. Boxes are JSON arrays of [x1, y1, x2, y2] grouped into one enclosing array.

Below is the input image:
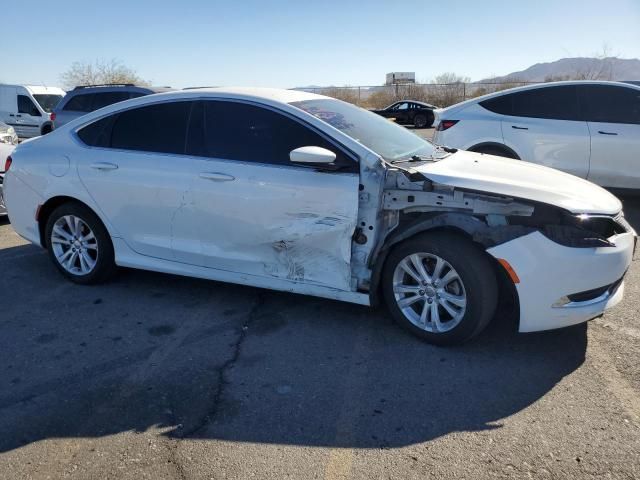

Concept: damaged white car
[[3, 88, 636, 345]]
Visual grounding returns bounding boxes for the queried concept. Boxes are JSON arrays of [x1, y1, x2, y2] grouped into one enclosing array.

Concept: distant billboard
[[385, 72, 416, 85]]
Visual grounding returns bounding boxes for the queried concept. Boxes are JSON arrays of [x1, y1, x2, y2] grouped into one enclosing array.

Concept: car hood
[[413, 150, 622, 215]]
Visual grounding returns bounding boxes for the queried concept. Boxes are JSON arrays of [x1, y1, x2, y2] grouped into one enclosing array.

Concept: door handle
[[9, 114, 14, 117], [15, 114, 21, 118], [90, 162, 119, 171], [598, 131, 618, 136], [511, 125, 528, 130], [199, 172, 235, 182]]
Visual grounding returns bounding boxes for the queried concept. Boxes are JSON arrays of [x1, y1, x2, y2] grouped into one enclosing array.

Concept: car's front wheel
[[45, 203, 117, 284], [382, 232, 498, 345]]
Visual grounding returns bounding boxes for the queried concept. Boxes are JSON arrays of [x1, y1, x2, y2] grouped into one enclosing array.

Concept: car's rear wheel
[[382, 232, 498, 345], [413, 113, 431, 129], [45, 203, 117, 284]]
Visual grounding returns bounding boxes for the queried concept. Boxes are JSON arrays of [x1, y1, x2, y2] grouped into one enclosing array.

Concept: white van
[[0, 85, 65, 138]]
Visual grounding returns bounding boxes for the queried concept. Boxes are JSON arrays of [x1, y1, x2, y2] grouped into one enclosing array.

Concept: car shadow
[[0, 243, 587, 452]]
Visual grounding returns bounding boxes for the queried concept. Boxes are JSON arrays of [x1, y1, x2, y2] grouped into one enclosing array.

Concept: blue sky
[[4, 0, 640, 88]]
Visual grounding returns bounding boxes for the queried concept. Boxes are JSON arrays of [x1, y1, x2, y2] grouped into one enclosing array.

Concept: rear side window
[[110, 101, 192, 154], [76, 115, 115, 147], [77, 101, 192, 154], [481, 86, 580, 121], [64, 94, 94, 112], [579, 85, 640, 124], [186, 100, 355, 170], [480, 95, 513, 115], [92, 91, 131, 110]]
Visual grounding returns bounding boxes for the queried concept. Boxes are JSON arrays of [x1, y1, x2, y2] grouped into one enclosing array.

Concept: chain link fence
[[294, 82, 539, 109]]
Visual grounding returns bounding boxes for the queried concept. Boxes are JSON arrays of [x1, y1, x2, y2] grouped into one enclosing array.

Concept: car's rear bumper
[[3, 172, 43, 244], [487, 230, 635, 332]]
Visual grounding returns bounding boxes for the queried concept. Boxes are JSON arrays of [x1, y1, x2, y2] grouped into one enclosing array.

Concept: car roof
[[66, 85, 171, 94], [439, 80, 640, 113], [56, 87, 332, 132], [179, 86, 326, 103]]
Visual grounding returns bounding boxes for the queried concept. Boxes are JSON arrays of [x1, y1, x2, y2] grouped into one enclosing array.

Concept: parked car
[[52, 84, 172, 129], [3, 88, 636, 345], [0, 122, 18, 216], [433, 81, 640, 191], [0, 84, 65, 138], [371, 100, 437, 128]]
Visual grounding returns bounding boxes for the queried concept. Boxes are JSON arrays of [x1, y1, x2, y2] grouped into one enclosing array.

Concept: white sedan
[[3, 88, 636, 345], [433, 81, 640, 191]]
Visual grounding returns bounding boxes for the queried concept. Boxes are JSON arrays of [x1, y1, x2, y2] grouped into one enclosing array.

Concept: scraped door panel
[[172, 159, 359, 291]]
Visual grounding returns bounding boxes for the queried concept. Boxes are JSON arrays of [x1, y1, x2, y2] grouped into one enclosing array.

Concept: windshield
[[33, 94, 63, 113], [291, 99, 436, 162]]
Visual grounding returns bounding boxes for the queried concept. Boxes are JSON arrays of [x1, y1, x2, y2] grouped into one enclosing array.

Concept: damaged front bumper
[[488, 230, 635, 332]]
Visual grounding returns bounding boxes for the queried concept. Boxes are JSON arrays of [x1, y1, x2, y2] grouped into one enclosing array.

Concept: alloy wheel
[[50, 215, 99, 275], [392, 252, 467, 333]]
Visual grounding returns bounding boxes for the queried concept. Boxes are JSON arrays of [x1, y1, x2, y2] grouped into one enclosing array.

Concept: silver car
[[0, 121, 18, 215]]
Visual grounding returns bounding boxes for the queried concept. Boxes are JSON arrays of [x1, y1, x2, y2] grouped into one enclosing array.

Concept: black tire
[[41, 125, 53, 135], [413, 114, 430, 129], [382, 232, 498, 346], [470, 145, 518, 159], [45, 202, 117, 284]]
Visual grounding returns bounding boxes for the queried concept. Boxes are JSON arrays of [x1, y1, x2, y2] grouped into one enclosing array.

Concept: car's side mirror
[[290, 146, 336, 165]]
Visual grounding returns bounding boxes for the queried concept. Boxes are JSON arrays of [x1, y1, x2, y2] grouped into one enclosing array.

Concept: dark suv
[[52, 84, 172, 129]]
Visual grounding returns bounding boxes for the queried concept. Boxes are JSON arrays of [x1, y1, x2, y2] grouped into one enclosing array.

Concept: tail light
[[436, 120, 459, 131], [50, 112, 56, 122], [4, 155, 12, 172]]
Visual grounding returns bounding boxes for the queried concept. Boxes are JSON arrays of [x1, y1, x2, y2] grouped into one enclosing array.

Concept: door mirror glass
[[290, 146, 336, 165]]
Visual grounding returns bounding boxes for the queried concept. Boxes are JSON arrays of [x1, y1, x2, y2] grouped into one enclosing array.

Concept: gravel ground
[[0, 188, 638, 479]]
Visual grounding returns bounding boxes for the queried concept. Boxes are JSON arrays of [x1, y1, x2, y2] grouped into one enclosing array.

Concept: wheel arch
[[368, 214, 520, 329], [37, 196, 104, 249], [467, 142, 520, 159], [40, 122, 53, 135]]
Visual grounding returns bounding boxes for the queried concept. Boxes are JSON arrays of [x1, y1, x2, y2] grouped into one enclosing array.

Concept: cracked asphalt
[[0, 192, 639, 479]]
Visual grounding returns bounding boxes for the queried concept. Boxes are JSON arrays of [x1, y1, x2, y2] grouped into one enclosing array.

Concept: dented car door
[[171, 100, 360, 291]]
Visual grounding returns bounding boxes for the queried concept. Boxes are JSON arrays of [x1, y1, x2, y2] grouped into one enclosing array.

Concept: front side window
[[292, 98, 436, 162], [186, 100, 355, 170], [32, 94, 62, 113], [395, 103, 409, 110], [17, 95, 41, 116], [579, 85, 640, 124]]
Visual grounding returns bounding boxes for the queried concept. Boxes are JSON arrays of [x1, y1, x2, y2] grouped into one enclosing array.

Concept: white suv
[[433, 81, 640, 191]]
